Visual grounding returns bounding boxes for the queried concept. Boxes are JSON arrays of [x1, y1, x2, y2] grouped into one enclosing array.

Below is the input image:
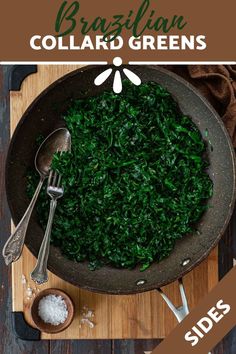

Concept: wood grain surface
[[10, 65, 218, 340], [0, 65, 235, 353]]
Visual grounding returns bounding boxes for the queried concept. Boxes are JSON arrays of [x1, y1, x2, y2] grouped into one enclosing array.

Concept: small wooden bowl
[[31, 288, 74, 333]]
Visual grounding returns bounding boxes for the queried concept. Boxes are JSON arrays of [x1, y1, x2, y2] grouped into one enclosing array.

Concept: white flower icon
[[94, 57, 141, 94]]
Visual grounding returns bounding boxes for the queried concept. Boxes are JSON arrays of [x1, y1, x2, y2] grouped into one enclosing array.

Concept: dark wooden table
[[0, 65, 235, 354]]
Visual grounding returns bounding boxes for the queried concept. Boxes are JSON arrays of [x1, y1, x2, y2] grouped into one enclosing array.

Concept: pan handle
[[157, 279, 211, 354], [157, 278, 189, 323]]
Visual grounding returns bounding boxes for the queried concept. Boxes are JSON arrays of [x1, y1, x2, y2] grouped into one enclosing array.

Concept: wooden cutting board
[[10, 65, 218, 339]]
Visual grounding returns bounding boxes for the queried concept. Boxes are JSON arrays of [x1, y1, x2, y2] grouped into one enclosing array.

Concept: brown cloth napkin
[[165, 65, 236, 147]]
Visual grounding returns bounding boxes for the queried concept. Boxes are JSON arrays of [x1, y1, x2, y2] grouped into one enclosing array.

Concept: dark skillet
[[5, 66, 236, 294]]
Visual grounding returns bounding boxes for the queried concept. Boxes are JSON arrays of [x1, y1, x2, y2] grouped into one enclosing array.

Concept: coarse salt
[[38, 294, 68, 326], [26, 287, 33, 298], [80, 305, 95, 328], [21, 274, 27, 285]]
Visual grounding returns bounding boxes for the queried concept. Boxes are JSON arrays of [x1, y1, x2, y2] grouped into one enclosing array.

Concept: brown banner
[[153, 266, 236, 354], [0, 0, 235, 62]]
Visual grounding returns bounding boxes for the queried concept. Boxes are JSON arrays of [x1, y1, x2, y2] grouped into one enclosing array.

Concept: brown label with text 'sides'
[[152, 266, 236, 354]]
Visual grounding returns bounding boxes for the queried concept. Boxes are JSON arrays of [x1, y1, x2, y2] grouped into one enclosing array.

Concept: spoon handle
[[30, 199, 57, 284], [2, 177, 45, 265]]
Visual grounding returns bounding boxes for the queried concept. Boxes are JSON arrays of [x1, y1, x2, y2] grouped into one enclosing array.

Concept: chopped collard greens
[[27, 81, 213, 271]]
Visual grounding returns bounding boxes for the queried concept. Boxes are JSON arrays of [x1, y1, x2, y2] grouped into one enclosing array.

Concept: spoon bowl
[[35, 128, 71, 177]]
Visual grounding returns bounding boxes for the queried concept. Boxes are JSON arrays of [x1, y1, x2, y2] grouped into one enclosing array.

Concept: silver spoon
[[2, 128, 71, 265]]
